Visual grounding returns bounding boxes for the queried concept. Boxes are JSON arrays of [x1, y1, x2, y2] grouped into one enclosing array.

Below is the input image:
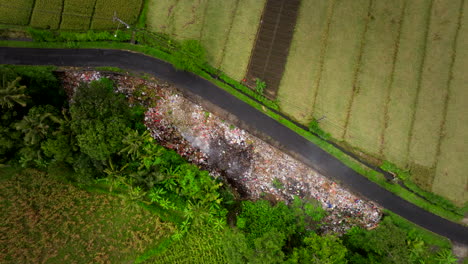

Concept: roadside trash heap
[[60, 69, 382, 234]]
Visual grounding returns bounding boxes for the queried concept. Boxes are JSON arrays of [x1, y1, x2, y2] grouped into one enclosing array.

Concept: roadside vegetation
[[0, 65, 459, 263]]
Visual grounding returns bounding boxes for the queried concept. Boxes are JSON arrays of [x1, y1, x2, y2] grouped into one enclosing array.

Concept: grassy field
[[91, 0, 143, 30], [313, 0, 370, 140], [146, 0, 264, 81], [0, 0, 34, 25], [408, 0, 462, 168], [0, 168, 174, 263], [200, 0, 238, 68], [277, 0, 333, 122], [147, 227, 226, 263], [275, 0, 467, 205], [432, 0, 468, 204], [0, 0, 142, 30], [29, 0, 63, 30], [345, 0, 405, 156], [382, 0, 432, 168], [60, 0, 96, 30]]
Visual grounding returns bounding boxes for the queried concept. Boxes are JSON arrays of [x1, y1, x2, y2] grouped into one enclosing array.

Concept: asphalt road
[[1, 47, 467, 244]]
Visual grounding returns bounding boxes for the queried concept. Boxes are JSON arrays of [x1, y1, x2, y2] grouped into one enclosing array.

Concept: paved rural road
[[1, 47, 467, 244]]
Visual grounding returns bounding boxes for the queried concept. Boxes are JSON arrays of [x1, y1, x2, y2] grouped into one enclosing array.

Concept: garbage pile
[[58, 68, 382, 234]]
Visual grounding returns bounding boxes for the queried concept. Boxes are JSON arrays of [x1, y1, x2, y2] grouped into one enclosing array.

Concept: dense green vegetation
[[0, 65, 460, 263]]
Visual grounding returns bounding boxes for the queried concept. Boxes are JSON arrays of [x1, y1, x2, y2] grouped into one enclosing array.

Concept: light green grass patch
[[0, 0, 34, 25], [60, 0, 96, 30], [200, 0, 237, 68], [91, 0, 143, 30], [220, 0, 265, 81], [432, 0, 468, 205], [408, 0, 462, 167], [277, 0, 332, 123], [146, 0, 175, 34], [314, 0, 369, 140], [383, 0, 432, 168], [0, 168, 175, 263], [171, 0, 208, 40], [346, 0, 405, 156], [147, 227, 226, 263], [29, 0, 63, 29]]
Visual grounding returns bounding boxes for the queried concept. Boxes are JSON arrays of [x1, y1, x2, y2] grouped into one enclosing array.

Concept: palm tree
[[14, 111, 59, 146], [0, 76, 29, 109], [119, 129, 150, 160]]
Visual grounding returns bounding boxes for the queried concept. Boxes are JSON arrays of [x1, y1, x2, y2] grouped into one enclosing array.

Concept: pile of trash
[[58, 68, 382, 234]]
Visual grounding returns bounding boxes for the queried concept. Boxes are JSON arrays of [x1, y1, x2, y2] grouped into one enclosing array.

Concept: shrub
[[308, 119, 331, 140]]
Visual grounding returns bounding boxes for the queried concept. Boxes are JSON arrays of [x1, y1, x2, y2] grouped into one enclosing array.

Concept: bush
[[172, 40, 206, 72], [308, 119, 331, 140]]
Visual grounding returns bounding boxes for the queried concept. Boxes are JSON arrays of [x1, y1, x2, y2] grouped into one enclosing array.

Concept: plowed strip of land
[[276, 0, 332, 123], [408, 0, 462, 167], [60, 0, 96, 30], [432, 0, 468, 205], [346, 0, 405, 156], [383, 0, 432, 168], [246, 0, 300, 98], [315, 0, 370, 140], [30, 0, 63, 29], [200, 0, 238, 68], [220, 0, 265, 77], [0, 0, 34, 25]]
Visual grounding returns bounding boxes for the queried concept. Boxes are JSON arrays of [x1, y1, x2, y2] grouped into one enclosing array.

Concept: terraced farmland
[[146, 0, 265, 81], [277, 0, 468, 205], [0, 0, 143, 30]]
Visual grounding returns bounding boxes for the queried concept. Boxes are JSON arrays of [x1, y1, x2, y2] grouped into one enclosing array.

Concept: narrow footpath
[[0, 47, 467, 244]]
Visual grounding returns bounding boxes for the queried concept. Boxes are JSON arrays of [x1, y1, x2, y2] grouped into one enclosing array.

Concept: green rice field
[[0, 0, 143, 30], [277, 0, 468, 205], [0, 168, 174, 263], [146, 0, 264, 81]]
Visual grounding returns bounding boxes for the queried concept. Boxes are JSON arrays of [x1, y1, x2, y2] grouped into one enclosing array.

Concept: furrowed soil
[[408, 0, 462, 168], [220, 0, 265, 81], [246, 0, 300, 98], [29, 0, 63, 30], [432, 0, 468, 205], [277, 0, 333, 123], [0, 0, 34, 25], [345, 0, 405, 156], [313, 0, 370, 140], [382, 0, 432, 168]]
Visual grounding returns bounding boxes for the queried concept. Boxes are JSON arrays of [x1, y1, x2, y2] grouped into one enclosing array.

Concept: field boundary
[[380, 0, 408, 156], [406, 0, 434, 164], [433, 0, 465, 168], [342, 0, 373, 139], [310, 0, 336, 117], [216, 0, 240, 69]]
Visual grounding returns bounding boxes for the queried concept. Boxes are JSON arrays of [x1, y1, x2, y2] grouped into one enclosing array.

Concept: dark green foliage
[[0, 77, 29, 109], [9, 65, 65, 108], [287, 233, 348, 264], [255, 78, 266, 95], [27, 28, 133, 43], [172, 40, 206, 72], [308, 119, 331, 140], [70, 78, 131, 161], [236, 200, 296, 243]]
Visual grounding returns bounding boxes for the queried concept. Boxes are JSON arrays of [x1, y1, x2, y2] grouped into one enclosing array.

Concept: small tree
[[0, 76, 29, 109]]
